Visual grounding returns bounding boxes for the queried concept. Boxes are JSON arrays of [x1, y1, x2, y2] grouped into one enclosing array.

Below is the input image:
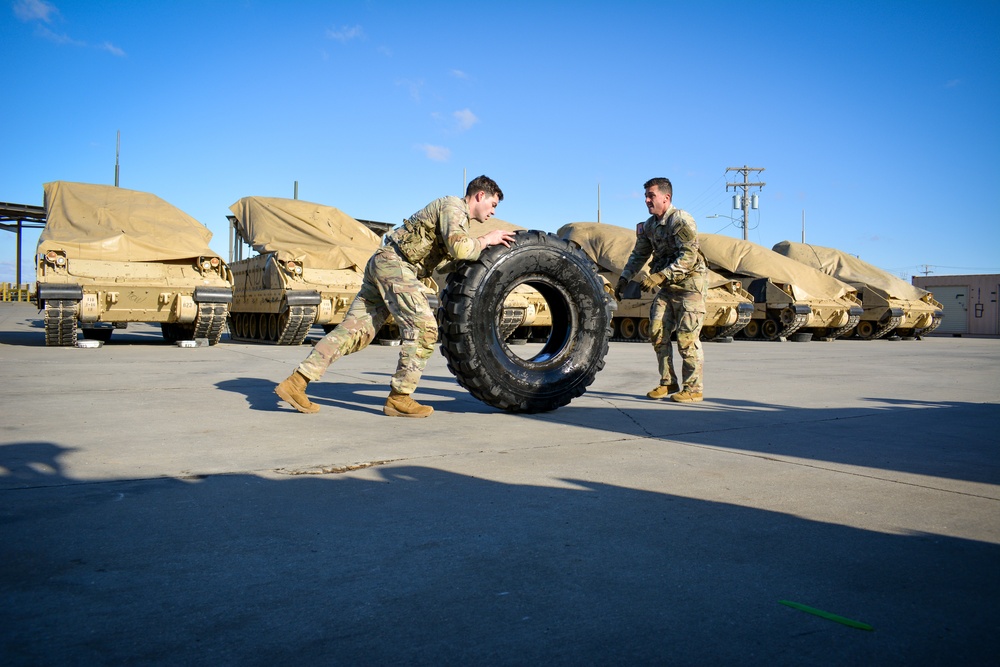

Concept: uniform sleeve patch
[[674, 215, 698, 243], [676, 224, 696, 243], [636, 222, 644, 236]]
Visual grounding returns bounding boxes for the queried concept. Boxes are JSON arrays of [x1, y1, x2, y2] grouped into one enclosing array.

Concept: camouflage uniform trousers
[[297, 246, 437, 395], [648, 275, 708, 392]]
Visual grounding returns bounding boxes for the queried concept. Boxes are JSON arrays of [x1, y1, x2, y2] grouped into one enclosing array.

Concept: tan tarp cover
[[468, 217, 525, 235], [229, 197, 381, 270], [39, 181, 216, 261], [556, 222, 734, 288], [697, 234, 856, 301], [771, 240, 928, 301]]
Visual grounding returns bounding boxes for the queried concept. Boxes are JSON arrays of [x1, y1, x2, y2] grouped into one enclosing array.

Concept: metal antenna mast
[[725, 165, 765, 240]]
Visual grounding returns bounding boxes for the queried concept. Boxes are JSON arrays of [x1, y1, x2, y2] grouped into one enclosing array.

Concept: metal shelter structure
[[1, 202, 46, 287]]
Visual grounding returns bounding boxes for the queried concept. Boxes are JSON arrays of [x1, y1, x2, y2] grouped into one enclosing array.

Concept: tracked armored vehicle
[[35, 181, 232, 346], [771, 240, 943, 339], [555, 222, 754, 342], [226, 197, 383, 345], [698, 234, 863, 341]]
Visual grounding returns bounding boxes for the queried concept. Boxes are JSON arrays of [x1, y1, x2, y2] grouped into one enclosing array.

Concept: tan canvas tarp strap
[[772, 240, 928, 301], [39, 181, 216, 262], [229, 196, 381, 270]]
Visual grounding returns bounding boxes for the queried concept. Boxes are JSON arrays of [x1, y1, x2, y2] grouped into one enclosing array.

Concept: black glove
[[614, 277, 628, 301]]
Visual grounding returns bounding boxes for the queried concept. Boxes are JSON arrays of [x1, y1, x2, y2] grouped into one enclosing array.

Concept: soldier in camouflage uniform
[[615, 177, 708, 403], [275, 175, 515, 417]]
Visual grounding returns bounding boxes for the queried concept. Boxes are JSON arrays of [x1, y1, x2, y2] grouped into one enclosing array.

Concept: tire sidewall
[[441, 231, 611, 412]]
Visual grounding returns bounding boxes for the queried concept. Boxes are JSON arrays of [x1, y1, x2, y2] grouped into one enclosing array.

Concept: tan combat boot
[[383, 389, 434, 418], [275, 371, 320, 414], [646, 383, 680, 399], [671, 388, 704, 403]]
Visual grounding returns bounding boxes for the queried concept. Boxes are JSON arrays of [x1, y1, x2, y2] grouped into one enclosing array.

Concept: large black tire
[[439, 230, 613, 413]]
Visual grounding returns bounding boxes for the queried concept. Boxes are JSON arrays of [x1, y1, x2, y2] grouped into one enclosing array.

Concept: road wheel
[[439, 230, 613, 413], [637, 318, 651, 342], [762, 318, 780, 340], [856, 320, 876, 340], [619, 317, 637, 340], [258, 313, 269, 341], [742, 320, 761, 339]]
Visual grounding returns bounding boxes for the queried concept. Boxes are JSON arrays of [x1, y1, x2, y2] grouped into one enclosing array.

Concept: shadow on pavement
[[218, 373, 499, 416], [1, 445, 997, 665], [548, 395, 1000, 487]]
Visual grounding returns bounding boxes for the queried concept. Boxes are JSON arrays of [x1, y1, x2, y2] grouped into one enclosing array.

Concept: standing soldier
[[615, 177, 708, 403], [275, 175, 516, 417]]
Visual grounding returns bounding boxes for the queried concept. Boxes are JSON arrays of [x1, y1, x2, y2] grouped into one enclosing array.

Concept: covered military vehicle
[[226, 196, 383, 345], [437, 217, 553, 343], [35, 181, 232, 346], [555, 222, 754, 341], [771, 240, 943, 339], [699, 234, 863, 340]]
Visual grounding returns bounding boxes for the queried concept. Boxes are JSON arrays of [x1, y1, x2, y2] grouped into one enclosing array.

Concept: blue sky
[[3, 0, 999, 284]]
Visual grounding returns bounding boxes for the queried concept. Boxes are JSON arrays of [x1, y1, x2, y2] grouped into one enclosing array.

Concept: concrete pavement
[[1, 302, 998, 665]]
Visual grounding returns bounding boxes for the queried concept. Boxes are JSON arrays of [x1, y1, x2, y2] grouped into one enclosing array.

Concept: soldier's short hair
[[643, 177, 673, 198], [466, 175, 504, 201]]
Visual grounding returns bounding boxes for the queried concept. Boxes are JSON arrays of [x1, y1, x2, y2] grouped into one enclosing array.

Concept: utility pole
[[725, 165, 765, 240], [114, 130, 120, 187], [921, 264, 934, 276]]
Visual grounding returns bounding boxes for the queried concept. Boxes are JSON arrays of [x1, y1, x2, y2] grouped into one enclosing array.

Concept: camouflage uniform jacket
[[621, 205, 707, 291], [385, 195, 483, 278]]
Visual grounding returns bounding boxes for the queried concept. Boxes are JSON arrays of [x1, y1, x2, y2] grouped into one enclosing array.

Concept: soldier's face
[[470, 192, 500, 222], [645, 186, 671, 218]]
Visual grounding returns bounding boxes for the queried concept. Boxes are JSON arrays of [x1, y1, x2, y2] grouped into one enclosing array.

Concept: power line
[[686, 172, 728, 216], [886, 264, 1000, 272], [926, 265, 1000, 271]]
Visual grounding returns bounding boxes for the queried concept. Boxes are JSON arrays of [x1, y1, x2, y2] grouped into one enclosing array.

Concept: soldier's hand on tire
[[640, 272, 667, 292], [614, 277, 628, 301], [479, 229, 516, 248]]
